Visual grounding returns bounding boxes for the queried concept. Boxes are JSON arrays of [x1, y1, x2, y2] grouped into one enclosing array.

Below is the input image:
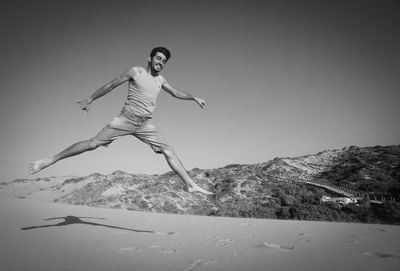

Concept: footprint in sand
[[158, 248, 177, 254], [256, 242, 295, 251], [181, 259, 217, 271], [232, 251, 245, 256], [301, 239, 314, 243], [361, 252, 400, 260], [244, 234, 257, 239], [155, 231, 178, 236], [149, 245, 178, 255], [297, 232, 316, 243], [207, 235, 235, 247], [216, 238, 234, 247], [297, 232, 309, 236], [118, 247, 141, 253], [344, 235, 360, 244], [225, 251, 245, 258]]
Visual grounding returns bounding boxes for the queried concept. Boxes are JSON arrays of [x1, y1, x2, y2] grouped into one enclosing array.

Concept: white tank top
[[121, 67, 166, 119]]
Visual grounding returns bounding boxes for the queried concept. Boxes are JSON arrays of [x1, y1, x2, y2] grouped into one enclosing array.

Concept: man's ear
[[148, 56, 152, 63]]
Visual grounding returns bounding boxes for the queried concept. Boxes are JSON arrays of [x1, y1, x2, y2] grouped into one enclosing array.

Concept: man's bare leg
[[162, 148, 212, 195], [29, 139, 100, 174]]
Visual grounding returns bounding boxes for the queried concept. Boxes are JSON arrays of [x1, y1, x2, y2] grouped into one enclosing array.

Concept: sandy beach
[[0, 192, 399, 271]]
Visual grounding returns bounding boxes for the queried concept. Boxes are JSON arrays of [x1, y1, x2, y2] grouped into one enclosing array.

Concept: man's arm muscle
[[88, 68, 135, 103], [162, 83, 195, 100], [78, 67, 136, 113], [162, 83, 206, 109]]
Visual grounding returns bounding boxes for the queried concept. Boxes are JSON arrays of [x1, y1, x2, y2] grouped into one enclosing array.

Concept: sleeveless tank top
[[121, 67, 166, 119]]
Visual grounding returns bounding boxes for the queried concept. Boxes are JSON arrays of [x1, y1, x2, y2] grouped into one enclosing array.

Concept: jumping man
[[29, 47, 212, 195]]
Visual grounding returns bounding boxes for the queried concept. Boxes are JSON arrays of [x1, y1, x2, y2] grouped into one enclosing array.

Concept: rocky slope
[[2, 145, 399, 223]]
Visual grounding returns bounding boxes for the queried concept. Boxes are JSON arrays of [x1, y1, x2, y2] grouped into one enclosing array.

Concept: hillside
[[2, 145, 399, 224]]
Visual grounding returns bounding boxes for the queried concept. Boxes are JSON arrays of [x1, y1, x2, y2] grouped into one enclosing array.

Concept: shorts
[[93, 115, 170, 154]]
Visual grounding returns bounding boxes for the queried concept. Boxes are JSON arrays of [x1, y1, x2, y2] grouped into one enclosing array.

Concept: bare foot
[[29, 157, 54, 174], [187, 185, 213, 195]]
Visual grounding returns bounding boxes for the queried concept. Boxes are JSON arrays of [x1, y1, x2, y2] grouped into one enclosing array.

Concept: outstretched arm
[[77, 67, 135, 113], [162, 83, 206, 109]]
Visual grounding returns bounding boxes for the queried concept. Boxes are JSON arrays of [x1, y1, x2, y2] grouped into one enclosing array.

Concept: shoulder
[[125, 66, 143, 80]]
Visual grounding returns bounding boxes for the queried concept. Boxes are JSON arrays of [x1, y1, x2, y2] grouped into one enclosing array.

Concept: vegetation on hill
[[196, 145, 400, 224], [3, 145, 400, 224]]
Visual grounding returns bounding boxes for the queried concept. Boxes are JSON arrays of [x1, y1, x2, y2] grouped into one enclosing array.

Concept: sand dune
[[1, 192, 399, 271]]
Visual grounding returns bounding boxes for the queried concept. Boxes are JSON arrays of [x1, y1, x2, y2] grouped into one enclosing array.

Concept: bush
[[210, 199, 277, 219]]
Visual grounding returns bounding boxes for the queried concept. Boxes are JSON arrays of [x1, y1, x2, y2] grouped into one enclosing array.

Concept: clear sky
[[1, 0, 399, 182]]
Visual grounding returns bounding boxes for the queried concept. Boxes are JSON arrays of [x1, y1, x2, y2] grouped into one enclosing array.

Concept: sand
[[0, 192, 399, 271]]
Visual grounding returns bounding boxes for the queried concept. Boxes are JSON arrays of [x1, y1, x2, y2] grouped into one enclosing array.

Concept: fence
[[263, 174, 396, 203]]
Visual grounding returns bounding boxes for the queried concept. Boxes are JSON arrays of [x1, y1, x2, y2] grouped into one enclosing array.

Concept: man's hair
[[150, 47, 171, 61]]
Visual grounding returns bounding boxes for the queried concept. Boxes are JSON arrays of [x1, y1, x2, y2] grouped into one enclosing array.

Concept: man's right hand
[[77, 98, 91, 114]]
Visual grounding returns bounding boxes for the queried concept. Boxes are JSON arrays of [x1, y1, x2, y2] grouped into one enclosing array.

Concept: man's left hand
[[194, 97, 206, 109]]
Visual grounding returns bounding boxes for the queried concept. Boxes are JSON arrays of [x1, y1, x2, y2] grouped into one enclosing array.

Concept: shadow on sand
[[21, 215, 155, 233]]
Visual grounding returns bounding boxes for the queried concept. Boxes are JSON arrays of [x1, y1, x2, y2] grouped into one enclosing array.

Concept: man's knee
[[87, 138, 108, 150], [160, 146, 174, 157]]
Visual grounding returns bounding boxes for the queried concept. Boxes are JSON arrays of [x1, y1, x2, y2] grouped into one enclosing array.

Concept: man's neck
[[146, 64, 159, 77]]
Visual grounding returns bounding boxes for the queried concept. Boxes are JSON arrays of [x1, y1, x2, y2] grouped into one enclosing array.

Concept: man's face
[[150, 52, 168, 72]]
